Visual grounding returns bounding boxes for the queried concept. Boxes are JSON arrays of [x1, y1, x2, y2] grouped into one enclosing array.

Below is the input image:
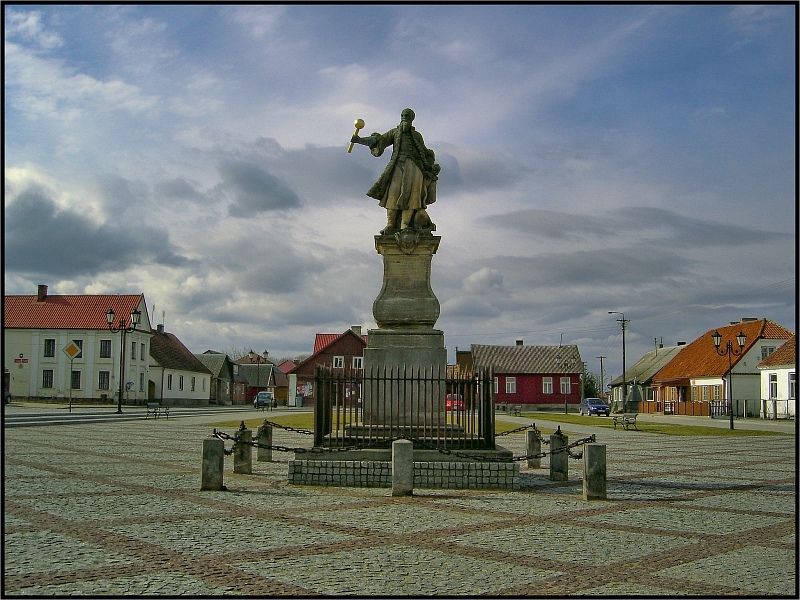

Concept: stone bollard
[[527, 426, 541, 469], [583, 443, 607, 500], [392, 439, 414, 496], [233, 421, 252, 474], [201, 436, 225, 491], [257, 420, 272, 462], [549, 426, 569, 482]]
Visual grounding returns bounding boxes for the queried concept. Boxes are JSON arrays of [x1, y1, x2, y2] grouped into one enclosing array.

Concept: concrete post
[[233, 422, 252, 474], [582, 443, 607, 500], [526, 428, 541, 469], [257, 421, 273, 462], [549, 427, 569, 482], [201, 437, 225, 491], [392, 439, 414, 496]]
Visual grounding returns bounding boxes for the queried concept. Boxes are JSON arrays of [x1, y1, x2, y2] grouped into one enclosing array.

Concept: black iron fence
[[314, 365, 495, 450]]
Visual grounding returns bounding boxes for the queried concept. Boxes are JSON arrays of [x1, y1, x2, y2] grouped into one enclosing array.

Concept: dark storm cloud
[[483, 246, 693, 289], [216, 159, 301, 217], [486, 207, 790, 245], [5, 186, 192, 278]]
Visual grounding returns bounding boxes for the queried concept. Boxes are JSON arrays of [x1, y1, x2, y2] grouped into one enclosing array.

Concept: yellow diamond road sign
[[63, 342, 81, 359]]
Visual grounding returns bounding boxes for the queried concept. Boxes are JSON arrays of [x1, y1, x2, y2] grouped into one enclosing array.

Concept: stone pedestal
[[372, 233, 440, 329], [362, 328, 447, 426]]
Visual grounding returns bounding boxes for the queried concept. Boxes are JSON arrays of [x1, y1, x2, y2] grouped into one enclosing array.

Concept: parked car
[[579, 397, 610, 416], [253, 391, 274, 409], [445, 394, 465, 411]]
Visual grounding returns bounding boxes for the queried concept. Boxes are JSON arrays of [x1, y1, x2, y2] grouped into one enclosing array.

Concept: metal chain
[[211, 429, 595, 462], [259, 420, 315, 436], [495, 423, 538, 437]]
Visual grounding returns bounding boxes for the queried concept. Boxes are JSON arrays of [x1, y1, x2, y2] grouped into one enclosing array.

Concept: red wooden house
[[462, 342, 583, 410], [286, 326, 367, 407]]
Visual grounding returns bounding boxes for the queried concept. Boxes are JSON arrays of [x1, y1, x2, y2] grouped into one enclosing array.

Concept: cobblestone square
[[3, 406, 796, 596]]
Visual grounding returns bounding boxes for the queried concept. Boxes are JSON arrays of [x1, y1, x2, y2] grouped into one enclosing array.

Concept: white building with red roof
[[757, 334, 796, 419], [4, 284, 152, 404]]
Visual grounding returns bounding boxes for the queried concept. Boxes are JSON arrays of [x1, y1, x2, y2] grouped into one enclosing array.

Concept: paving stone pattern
[[3, 413, 796, 596]]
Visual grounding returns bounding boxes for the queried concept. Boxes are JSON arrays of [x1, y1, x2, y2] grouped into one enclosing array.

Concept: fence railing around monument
[[314, 365, 496, 450]]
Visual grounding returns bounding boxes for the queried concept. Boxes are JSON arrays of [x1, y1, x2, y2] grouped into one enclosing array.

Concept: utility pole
[[608, 312, 629, 410], [596, 356, 606, 399]]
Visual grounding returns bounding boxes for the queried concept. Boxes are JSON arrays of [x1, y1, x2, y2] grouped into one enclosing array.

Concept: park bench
[[511, 405, 522, 416], [146, 402, 169, 419], [612, 413, 637, 430]]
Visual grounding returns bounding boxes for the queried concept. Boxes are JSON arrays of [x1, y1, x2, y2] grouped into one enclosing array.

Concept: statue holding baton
[[349, 108, 440, 235]]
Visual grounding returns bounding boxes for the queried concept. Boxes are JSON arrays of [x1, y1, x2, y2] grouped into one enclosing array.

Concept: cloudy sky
[[4, 4, 795, 386]]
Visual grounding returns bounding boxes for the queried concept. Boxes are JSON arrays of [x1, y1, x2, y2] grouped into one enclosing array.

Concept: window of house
[[71, 370, 82, 390], [191, 376, 196, 392], [713, 385, 720, 400], [493, 377, 499, 394], [167, 374, 173, 390], [701, 386, 708, 401], [179, 375, 184, 391], [43, 338, 56, 358], [100, 339, 112, 358], [99, 371, 110, 390], [333, 356, 344, 369], [542, 377, 553, 394], [790, 372, 796, 400], [140, 343, 146, 360], [72, 340, 83, 358], [132, 341, 137, 359], [42, 370, 54, 388], [761, 346, 776, 361], [505, 377, 516, 394], [691, 386, 697, 401], [352, 356, 363, 370], [140, 373, 145, 392], [560, 377, 570, 394], [769, 373, 778, 399]]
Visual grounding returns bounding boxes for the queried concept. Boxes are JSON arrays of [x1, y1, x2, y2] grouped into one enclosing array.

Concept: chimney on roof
[[351, 325, 362, 337], [677, 341, 686, 346], [730, 321, 739, 326], [157, 324, 164, 334], [36, 284, 48, 302], [741, 317, 758, 322], [516, 340, 524, 346]]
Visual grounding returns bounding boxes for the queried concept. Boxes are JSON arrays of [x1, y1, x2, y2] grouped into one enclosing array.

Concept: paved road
[[2, 402, 261, 427], [3, 405, 796, 596]]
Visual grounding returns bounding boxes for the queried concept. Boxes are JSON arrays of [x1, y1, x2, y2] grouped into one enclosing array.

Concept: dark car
[[253, 391, 275, 409], [579, 397, 610, 416], [3, 390, 10, 404]]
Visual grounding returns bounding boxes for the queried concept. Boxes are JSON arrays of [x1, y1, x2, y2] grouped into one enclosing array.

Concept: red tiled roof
[[758, 334, 796, 368], [313, 333, 340, 354], [4, 294, 145, 330], [653, 319, 793, 382]]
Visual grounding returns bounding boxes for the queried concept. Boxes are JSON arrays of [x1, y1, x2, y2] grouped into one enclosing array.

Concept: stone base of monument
[[288, 446, 519, 490]]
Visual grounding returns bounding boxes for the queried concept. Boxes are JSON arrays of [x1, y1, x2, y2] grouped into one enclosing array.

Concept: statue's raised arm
[[350, 108, 440, 235]]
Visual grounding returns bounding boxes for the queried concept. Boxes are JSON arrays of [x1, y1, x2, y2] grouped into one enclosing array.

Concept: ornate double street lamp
[[106, 308, 141, 414], [712, 329, 746, 430]]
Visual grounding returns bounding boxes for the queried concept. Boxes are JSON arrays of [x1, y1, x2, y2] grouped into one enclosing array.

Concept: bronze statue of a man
[[351, 108, 441, 234]]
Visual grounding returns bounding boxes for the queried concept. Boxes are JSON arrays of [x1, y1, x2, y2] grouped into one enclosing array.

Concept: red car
[[445, 394, 465, 411]]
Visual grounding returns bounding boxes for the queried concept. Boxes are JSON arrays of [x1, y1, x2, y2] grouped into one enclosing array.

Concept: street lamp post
[[609, 312, 629, 411], [106, 308, 141, 414], [712, 329, 746, 430]]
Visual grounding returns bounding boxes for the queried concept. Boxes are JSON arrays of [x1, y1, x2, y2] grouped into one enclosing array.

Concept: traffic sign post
[[63, 342, 82, 413]]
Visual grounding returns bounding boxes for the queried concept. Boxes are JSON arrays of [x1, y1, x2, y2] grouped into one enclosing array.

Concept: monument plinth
[[372, 232, 440, 329], [364, 232, 448, 426]]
